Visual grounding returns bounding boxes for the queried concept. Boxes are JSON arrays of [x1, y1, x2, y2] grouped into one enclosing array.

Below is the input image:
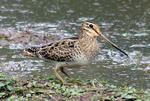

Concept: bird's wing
[[36, 38, 78, 62]]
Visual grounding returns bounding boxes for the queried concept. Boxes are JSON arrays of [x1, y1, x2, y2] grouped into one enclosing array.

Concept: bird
[[23, 22, 128, 84]]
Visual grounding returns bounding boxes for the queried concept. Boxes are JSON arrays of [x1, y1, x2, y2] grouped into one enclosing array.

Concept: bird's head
[[81, 22, 100, 37], [81, 21, 128, 57]]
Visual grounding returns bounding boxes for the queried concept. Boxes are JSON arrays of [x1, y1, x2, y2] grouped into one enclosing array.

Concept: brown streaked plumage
[[23, 22, 128, 84]]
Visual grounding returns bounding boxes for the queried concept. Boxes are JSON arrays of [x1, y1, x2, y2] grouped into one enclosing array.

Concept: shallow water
[[0, 0, 150, 89]]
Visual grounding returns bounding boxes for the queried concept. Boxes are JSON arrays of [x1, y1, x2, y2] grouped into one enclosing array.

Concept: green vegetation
[[0, 73, 149, 101]]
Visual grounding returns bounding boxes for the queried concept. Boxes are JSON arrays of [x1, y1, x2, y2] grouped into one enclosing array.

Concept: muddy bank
[[0, 28, 61, 48]]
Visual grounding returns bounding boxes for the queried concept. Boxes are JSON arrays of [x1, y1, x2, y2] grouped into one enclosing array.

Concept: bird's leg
[[53, 64, 66, 84], [53, 63, 86, 84], [59, 62, 82, 78], [60, 66, 70, 78]]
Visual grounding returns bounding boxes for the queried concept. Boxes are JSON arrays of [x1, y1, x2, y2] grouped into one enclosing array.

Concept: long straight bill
[[100, 34, 129, 57]]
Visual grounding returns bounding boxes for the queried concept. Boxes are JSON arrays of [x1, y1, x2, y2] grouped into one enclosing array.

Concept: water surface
[[0, 0, 150, 89]]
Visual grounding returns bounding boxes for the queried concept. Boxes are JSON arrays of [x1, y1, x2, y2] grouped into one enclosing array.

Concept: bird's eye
[[89, 24, 93, 28]]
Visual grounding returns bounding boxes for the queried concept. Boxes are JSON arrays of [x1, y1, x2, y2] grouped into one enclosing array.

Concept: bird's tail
[[23, 47, 40, 57]]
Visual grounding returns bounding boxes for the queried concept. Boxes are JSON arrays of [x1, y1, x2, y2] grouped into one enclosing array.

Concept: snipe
[[23, 22, 128, 84]]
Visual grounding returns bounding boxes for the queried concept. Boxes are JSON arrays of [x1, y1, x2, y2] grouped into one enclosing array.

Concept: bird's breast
[[72, 42, 99, 64], [73, 53, 89, 64]]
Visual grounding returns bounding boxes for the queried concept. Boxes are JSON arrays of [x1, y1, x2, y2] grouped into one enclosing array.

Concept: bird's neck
[[78, 32, 98, 50], [79, 32, 97, 43], [78, 32, 99, 59]]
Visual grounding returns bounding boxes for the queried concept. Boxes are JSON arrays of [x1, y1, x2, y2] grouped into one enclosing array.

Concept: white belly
[[73, 53, 89, 64]]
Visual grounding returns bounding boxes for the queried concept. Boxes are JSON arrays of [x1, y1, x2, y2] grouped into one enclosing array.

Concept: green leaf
[[6, 79, 15, 85], [0, 82, 5, 88], [0, 92, 6, 98], [123, 95, 136, 100], [7, 85, 14, 91], [135, 99, 142, 101]]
